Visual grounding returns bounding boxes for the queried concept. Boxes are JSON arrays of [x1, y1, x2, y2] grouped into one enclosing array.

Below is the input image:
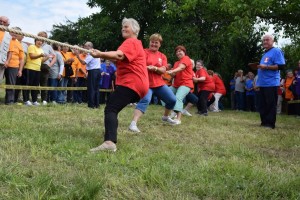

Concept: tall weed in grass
[[0, 96, 299, 199]]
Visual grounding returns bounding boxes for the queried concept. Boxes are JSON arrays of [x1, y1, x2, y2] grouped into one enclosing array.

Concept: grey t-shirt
[[49, 51, 64, 79], [21, 41, 28, 62], [41, 43, 55, 65], [235, 76, 246, 92]]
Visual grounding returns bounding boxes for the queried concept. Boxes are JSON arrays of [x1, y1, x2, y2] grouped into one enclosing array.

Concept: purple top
[[296, 70, 300, 96]]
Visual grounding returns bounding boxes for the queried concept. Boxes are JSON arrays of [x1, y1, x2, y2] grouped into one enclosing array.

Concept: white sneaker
[[52, 101, 57, 105], [90, 142, 117, 152], [162, 116, 176, 124], [42, 100, 47, 105], [33, 101, 40, 106], [182, 109, 192, 116], [129, 123, 141, 133], [24, 101, 32, 106], [169, 111, 177, 119], [172, 119, 181, 125]]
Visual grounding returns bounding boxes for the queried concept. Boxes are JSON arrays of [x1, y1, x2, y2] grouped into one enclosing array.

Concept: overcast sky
[[1, 0, 98, 43]]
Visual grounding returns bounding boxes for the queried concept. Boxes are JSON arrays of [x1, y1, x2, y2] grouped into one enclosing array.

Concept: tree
[[50, 0, 300, 107], [50, 19, 80, 45]]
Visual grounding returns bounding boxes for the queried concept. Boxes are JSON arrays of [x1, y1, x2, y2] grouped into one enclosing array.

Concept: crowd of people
[[1, 16, 299, 152], [0, 16, 117, 108], [230, 60, 300, 116]]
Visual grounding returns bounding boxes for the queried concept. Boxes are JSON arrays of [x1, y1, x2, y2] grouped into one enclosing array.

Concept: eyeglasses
[[0, 20, 9, 26]]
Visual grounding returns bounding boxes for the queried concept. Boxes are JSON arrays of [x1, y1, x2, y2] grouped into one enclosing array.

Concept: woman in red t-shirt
[[90, 18, 149, 152], [193, 60, 215, 116], [166, 45, 194, 125], [128, 33, 177, 133], [209, 72, 226, 112]]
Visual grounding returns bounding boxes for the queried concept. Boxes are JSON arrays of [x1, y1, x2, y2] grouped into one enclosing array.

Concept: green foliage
[[50, 19, 80, 45], [49, 0, 300, 86], [282, 41, 300, 71]]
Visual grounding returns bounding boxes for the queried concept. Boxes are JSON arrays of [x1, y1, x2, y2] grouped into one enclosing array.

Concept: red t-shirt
[[144, 49, 167, 88], [172, 55, 194, 89], [195, 68, 215, 92], [213, 74, 226, 95], [116, 38, 149, 98]]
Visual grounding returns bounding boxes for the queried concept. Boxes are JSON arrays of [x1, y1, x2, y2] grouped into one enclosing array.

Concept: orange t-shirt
[[172, 55, 194, 89], [77, 53, 87, 78], [0, 31, 5, 43], [116, 38, 149, 98], [162, 72, 172, 86], [8, 39, 24, 68], [68, 52, 80, 78], [144, 49, 167, 88], [61, 51, 79, 78], [196, 68, 215, 92], [213, 74, 226, 95], [284, 77, 294, 100]]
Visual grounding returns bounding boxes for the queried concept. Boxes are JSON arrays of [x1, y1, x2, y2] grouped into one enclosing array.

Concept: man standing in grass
[[256, 34, 285, 129], [0, 16, 11, 84], [4, 27, 24, 105]]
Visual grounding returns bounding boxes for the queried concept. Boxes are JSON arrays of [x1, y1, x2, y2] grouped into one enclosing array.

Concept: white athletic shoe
[[172, 119, 181, 125], [42, 100, 48, 105], [90, 142, 117, 152], [182, 109, 192, 116], [24, 101, 32, 106], [129, 124, 141, 133], [169, 111, 177, 119], [33, 101, 40, 106], [162, 116, 177, 125]]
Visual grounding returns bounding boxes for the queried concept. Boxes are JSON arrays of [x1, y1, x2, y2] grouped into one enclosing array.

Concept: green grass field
[[0, 91, 299, 199]]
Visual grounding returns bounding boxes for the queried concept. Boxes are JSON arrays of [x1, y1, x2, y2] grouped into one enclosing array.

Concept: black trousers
[[67, 77, 75, 102], [197, 90, 211, 114], [104, 86, 140, 143], [246, 95, 255, 112], [259, 87, 278, 128], [87, 69, 101, 108], [4, 67, 18, 104], [23, 69, 40, 102], [14, 69, 26, 102], [40, 64, 50, 101]]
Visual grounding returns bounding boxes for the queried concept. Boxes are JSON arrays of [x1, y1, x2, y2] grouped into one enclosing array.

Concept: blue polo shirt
[[85, 54, 101, 70], [256, 47, 285, 87], [245, 79, 255, 96]]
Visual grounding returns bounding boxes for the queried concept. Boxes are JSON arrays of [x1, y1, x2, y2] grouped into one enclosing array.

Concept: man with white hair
[[0, 16, 11, 83], [37, 31, 56, 105], [256, 34, 285, 129], [76, 41, 101, 108]]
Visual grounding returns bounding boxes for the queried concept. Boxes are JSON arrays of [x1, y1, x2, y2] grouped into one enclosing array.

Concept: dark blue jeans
[[185, 92, 198, 105], [73, 77, 86, 103], [87, 69, 101, 108], [136, 85, 176, 113], [48, 78, 59, 102], [57, 77, 68, 103], [235, 91, 245, 110]]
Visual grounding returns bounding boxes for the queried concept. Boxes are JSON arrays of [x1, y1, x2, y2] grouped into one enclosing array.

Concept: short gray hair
[[263, 34, 274, 41], [85, 41, 93, 48], [196, 60, 204, 66], [122, 18, 140, 36]]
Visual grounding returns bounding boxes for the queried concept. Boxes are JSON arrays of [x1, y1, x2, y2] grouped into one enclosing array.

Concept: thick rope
[[0, 84, 112, 92], [0, 25, 92, 53]]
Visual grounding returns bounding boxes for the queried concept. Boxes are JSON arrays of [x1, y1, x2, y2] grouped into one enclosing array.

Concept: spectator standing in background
[[235, 69, 246, 111]]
